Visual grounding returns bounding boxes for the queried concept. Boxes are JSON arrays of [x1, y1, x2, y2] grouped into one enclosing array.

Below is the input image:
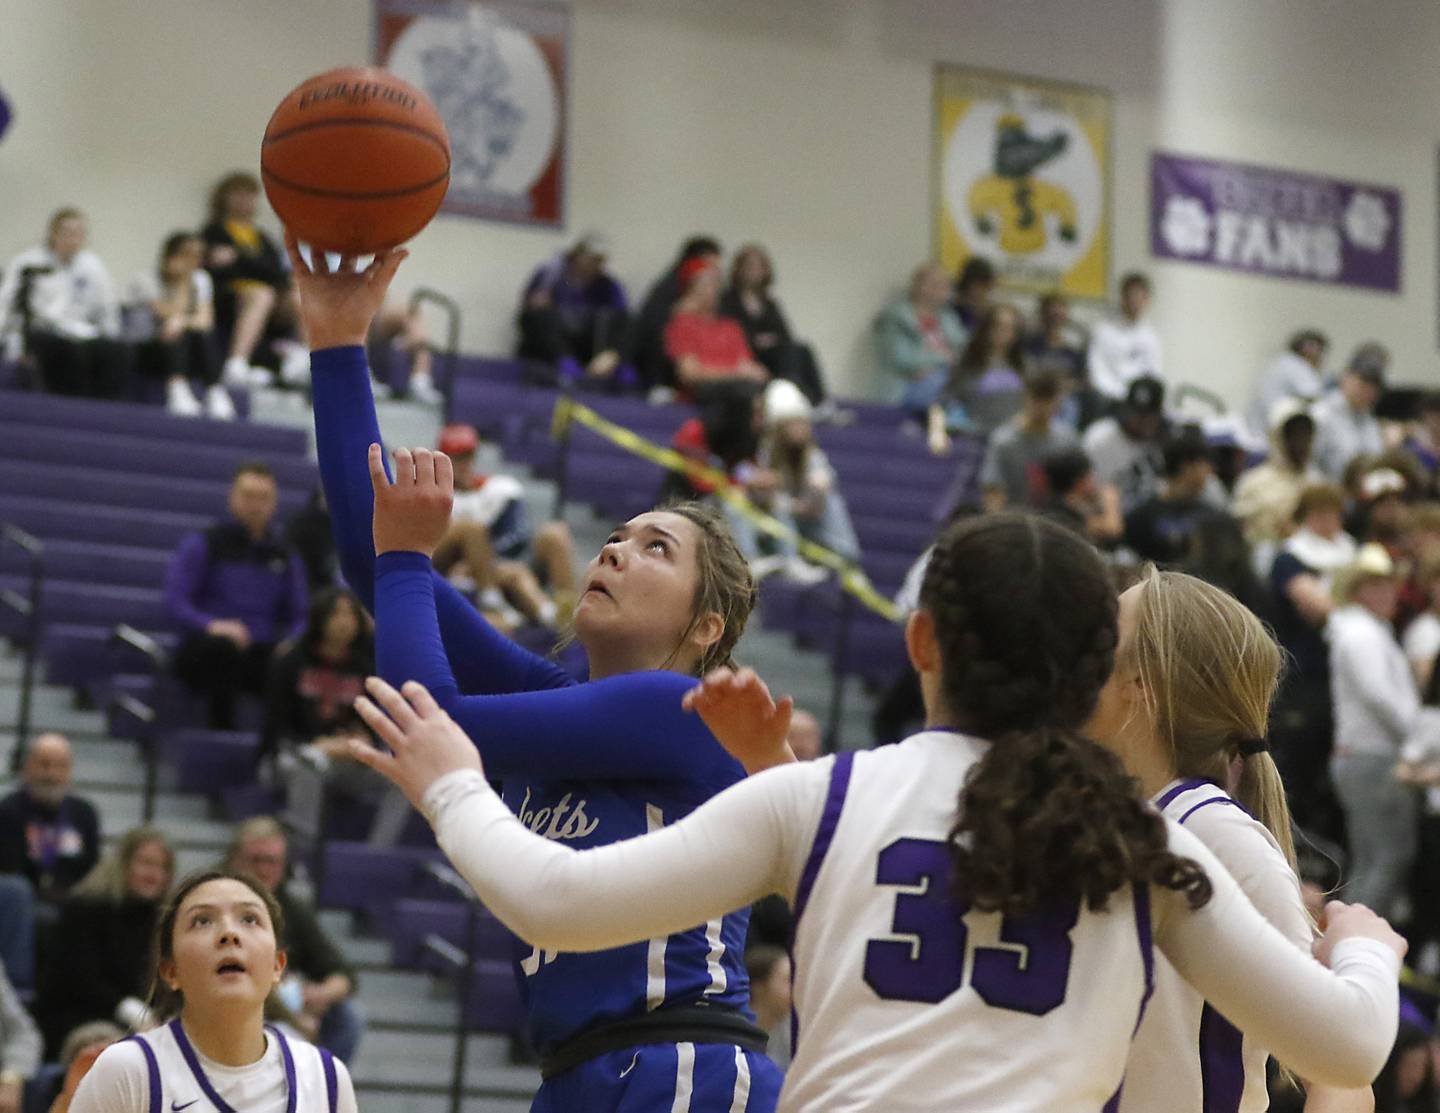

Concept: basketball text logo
[[298, 81, 417, 112]]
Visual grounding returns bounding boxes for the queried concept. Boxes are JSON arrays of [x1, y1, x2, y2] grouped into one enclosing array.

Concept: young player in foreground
[[351, 512, 1405, 1112], [291, 241, 784, 1110], [70, 871, 356, 1112]]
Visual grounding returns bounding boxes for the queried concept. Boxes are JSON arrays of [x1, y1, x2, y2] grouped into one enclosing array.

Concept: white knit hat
[[764, 379, 813, 425]]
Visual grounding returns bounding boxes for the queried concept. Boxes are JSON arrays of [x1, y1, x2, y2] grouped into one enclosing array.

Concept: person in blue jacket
[[289, 235, 785, 1113]]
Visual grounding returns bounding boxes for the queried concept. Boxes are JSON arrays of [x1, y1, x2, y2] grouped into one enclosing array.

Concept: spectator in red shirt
[[664, 260, 769, 396]]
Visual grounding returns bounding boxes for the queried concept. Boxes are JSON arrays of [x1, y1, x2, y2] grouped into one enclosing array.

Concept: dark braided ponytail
[[920, 513, 1212, 918]]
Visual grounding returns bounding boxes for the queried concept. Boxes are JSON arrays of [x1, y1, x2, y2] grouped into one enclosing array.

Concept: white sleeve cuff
[[420, 768, 491, 824]]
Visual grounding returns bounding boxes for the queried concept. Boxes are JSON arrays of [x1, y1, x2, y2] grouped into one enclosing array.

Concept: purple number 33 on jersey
[[863, 838, 1077, 1014]]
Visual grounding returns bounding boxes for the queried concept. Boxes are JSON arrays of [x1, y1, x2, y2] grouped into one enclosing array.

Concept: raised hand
[[283, 230, 407, 350], [368, 443, 454, 557], [350, 676, 483, 812], [681, 666, 797, 775]]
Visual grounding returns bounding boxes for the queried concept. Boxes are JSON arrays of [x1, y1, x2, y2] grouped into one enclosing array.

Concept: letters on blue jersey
[[501, 777, 754, 1054], [517, 786, 600, 841]]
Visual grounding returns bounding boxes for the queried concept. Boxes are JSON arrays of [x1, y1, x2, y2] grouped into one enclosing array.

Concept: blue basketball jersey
[[500, 774, 754, 1052]]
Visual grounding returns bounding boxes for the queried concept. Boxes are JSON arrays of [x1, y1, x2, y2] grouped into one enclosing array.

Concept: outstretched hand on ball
[[350, 676, 483, 813], [369, 443, 454, 557], [284, 230, 406, 350]]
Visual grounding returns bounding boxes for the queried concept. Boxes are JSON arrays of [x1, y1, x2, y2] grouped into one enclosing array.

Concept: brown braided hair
[[920, 513, 1212, 918], [658, 500, 757, 675]]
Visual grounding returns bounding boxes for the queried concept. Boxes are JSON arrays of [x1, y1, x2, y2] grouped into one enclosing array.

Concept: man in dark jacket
[[164, 460, 308, 728], [0, 733, 100, 910], [225, 818, 363, 1062]]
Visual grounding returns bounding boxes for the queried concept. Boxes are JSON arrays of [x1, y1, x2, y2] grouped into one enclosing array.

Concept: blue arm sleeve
[[311, 346, 569, 695], [375, 554, 740, 782]]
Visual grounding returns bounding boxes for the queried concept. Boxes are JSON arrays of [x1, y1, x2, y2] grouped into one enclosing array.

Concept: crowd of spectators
[[11, 184, 1440, 1102]]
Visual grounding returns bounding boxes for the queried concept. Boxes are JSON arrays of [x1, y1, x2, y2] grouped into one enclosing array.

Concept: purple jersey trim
[[1199, 1003, 1245, 1113], [268, 1025, 299, 1113], [789, 751, 854, 1053], [1102, 882, 1157, 1113], [1155, 778, 1211, 813], [123, 1034, 162, 1113], [1178, 797, 1243, 826], [793, 751, 854, 924], [170, 1019, 297, 1113], [319, 1046, 339, 1113]]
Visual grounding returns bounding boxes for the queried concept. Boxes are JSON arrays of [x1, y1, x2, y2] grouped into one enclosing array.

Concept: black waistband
[[539, 1004, 770, 1081]]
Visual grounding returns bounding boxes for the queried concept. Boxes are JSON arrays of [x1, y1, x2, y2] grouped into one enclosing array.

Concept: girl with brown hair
[[353, 513, 1403, 1111], [291, 240, 786, 1111], [69, 870, 355, 1111], [1087, 568, 1370, 1112]]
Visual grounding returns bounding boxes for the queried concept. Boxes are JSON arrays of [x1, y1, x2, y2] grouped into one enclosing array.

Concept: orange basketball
[[261, 66, 451, 255]]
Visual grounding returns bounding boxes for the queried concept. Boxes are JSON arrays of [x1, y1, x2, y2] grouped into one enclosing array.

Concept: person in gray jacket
[[1328, 542, 1421, 920]]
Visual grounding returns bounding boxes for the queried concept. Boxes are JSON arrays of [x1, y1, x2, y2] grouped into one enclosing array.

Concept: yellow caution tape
[[552, 397, 902, 623]]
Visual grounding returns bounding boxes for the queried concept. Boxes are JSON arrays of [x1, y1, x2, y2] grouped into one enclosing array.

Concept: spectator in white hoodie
[[1328, 542, 1421, 920], [1086, 271, 1162, 401], [0, 208, 127, 398], [1246, 328, 1328, 435]]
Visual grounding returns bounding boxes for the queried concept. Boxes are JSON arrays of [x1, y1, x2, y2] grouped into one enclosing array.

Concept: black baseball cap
[[1123, 375, 1165, 415]]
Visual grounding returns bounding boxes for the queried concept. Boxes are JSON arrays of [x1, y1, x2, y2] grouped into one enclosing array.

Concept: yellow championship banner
[[551, 397, 901, 623], [933, 65, 1112, 300]]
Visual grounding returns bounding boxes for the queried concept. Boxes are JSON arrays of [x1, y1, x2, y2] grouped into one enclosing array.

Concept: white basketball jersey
[[784, 732, 1154, 1113], [129, 1019, 340, 1112], [1119, 779, 1310, 1113]]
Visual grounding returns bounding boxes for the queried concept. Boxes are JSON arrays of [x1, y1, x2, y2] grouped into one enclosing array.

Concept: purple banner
[[1150, 151, 1401, 292]]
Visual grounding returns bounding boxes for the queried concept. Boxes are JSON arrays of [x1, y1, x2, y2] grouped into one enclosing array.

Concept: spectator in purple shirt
[[165, 460, 308, 729], [517, 233, 633, 391]]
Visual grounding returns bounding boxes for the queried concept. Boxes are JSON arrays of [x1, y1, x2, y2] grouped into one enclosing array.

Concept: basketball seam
[[264, 115, 449, 152], [260, 166, 450, 201]]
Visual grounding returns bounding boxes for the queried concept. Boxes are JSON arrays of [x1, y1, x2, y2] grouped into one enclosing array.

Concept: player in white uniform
[[70, 870, 357, 1113], [1088, 569, 1370, 1112], [351, 512, 1405, 1112]]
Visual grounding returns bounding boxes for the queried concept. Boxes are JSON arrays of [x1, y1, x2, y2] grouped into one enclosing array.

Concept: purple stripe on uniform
[[1103, 883, 1157, 1113], [793, 751, 854, 924], [1178, 797, 1242, 826], [789, 751, 854, 1053], [319, 1045, 339, 1113], [171, 1018, 239, 1113], [1199, 1004, 1245, 1113], [124, 1035, 162, 1113], [269, 1024, 300, 1113], [1154, 778, 1210, 812]]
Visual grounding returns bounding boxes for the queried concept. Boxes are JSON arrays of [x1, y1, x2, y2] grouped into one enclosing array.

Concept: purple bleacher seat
[[851, 514, 937, 557], [462, 960, 525, 1035], [835, 612, 908, 686], [0, 577, 167, 636], [220, 783, 285, 822], [0, 425, 317, 490], [40, 624, 178, 688], [0, 391, 296, 452], [158, 729, 260, 794], [0, 462, 307, 520], [0, 540, 169, 590], [0, 495, 208, 551], [379, 899, 514, 969], [317, 843, 443, 911]]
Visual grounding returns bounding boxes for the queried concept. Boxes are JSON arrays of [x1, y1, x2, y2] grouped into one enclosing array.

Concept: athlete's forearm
[[422, 766, 811, 950]]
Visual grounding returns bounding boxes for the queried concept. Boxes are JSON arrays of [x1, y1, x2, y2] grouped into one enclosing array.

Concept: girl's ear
[[905, 610, 940, 677], [689, 611, 724, 656]]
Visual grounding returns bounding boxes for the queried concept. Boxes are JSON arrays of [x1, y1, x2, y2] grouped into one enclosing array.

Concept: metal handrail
[[417, 858, 483, 1111], [419, 860, 483, 1113], [0, 523, 43, 772], [107, 624, 168, 822], [409, 287, 461, 412]]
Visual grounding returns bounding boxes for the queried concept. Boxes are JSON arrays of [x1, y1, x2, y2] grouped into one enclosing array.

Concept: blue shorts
[[532, 1041, 782, 1113]]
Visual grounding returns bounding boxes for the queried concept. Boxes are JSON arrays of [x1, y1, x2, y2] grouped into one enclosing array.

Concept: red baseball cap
[[438, 424, 479, 456]]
